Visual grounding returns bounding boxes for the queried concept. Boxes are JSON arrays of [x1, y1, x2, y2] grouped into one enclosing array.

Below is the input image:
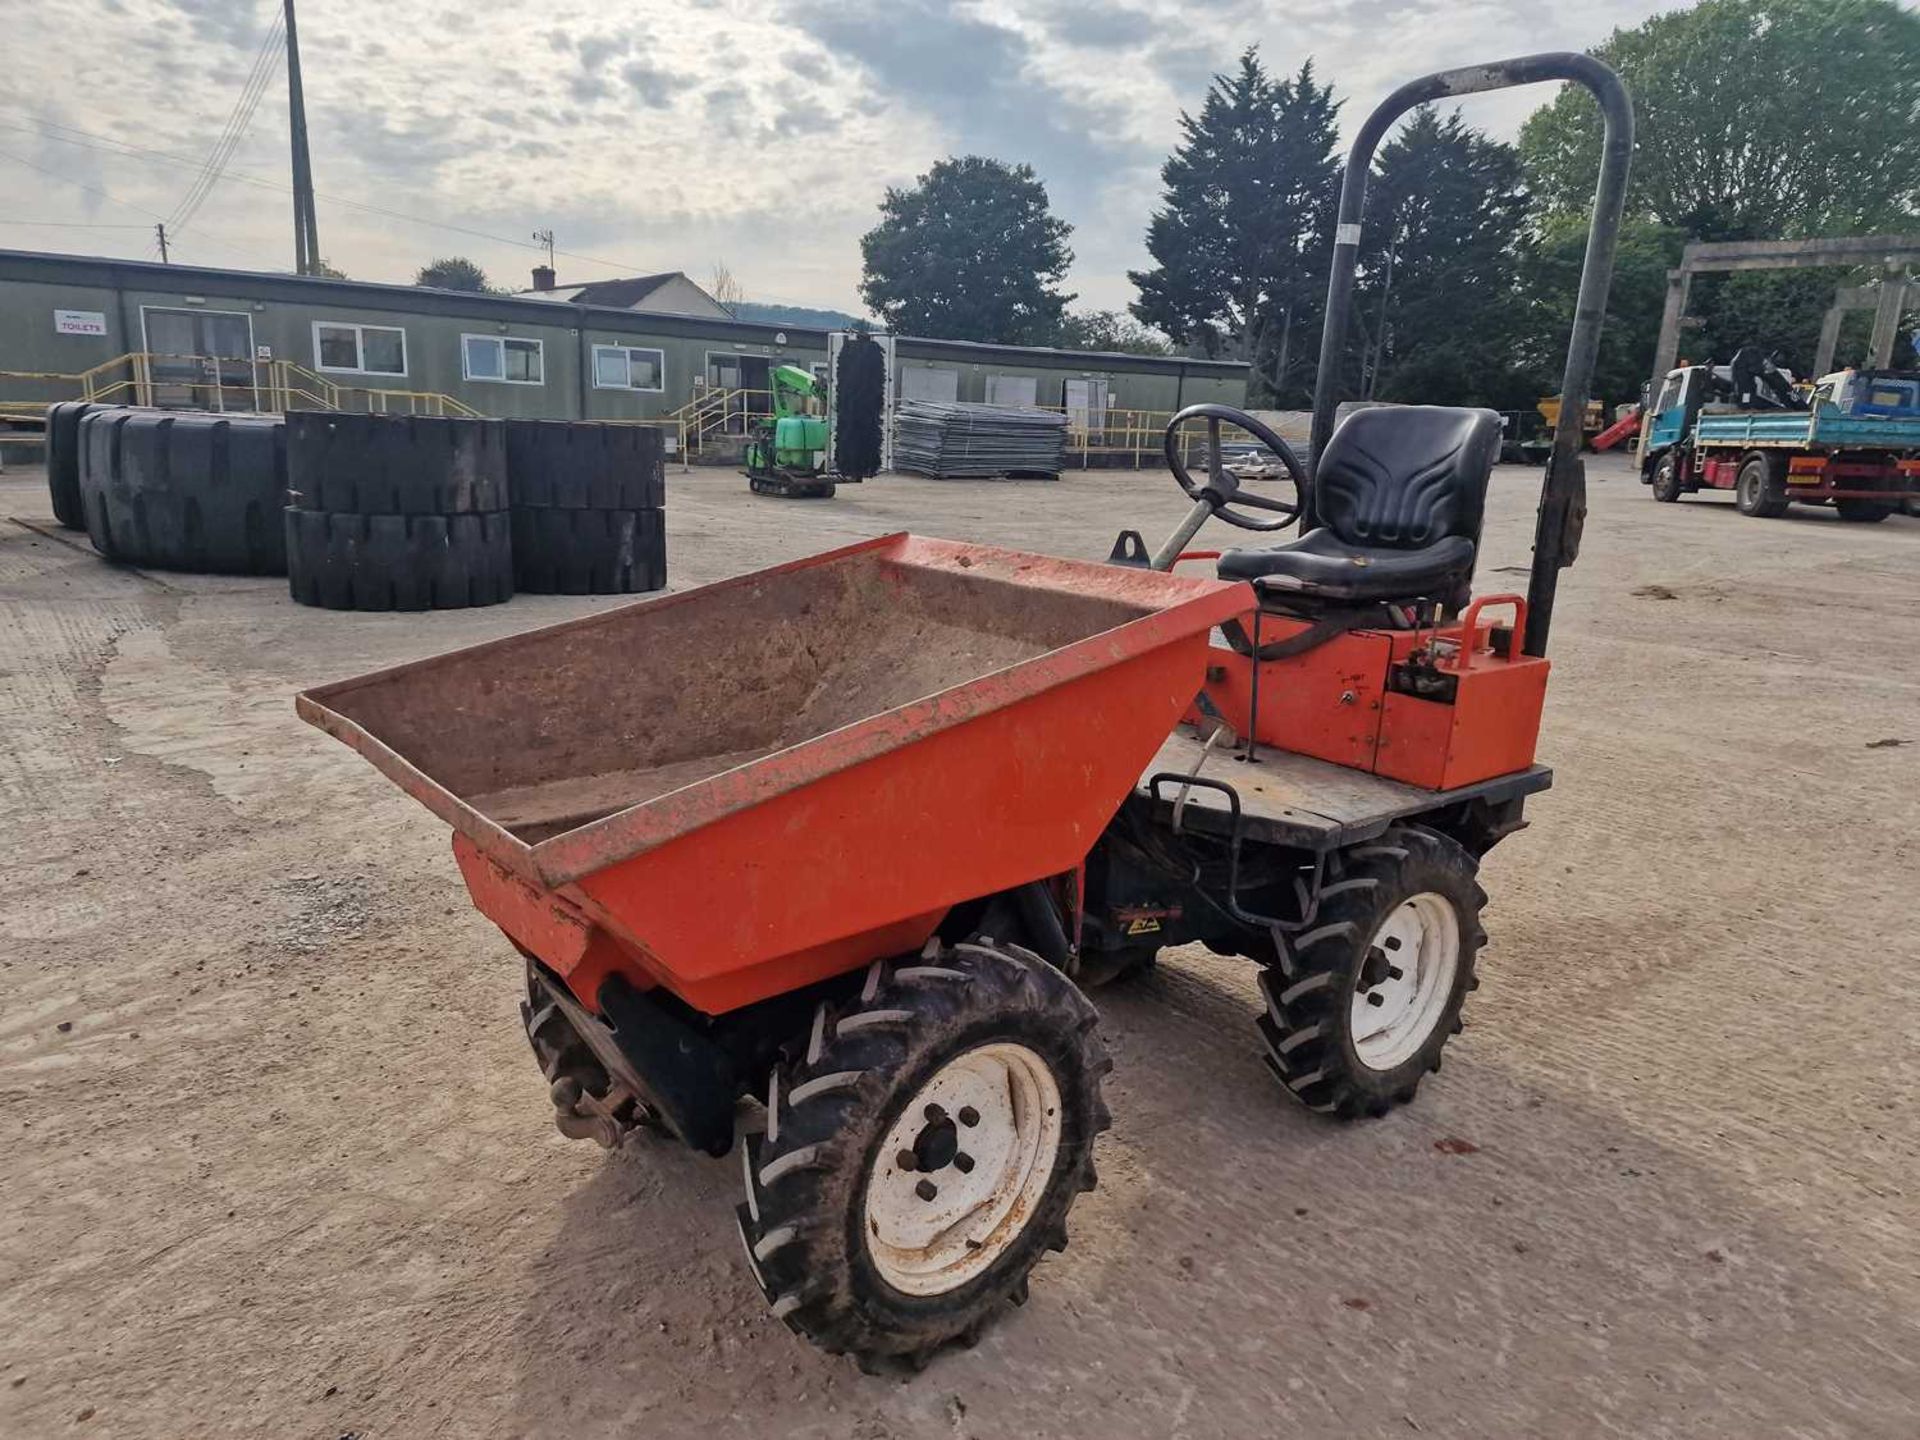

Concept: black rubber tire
[[284, 508, 513, 610], [45, 400, 102, 529], [834, 335, 887, 481], [77, 409, 288, 574], [1648, 451, 1684, 502], [1834, 498, 1893, 523], [748, 475, 836, 499], [509, 506, 665, 594], [504, 420, 665, 509], [1256, 826, 1484, 1119], [736, 940, 1110, 1372], [285, 411, 508, 515], [1734, 454, 1789, 518]]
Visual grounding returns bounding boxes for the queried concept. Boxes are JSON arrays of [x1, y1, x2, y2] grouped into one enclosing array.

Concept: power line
[[0, 146, 285, 269], [167, 11, 286, 237], [2, 219, 152, 229]]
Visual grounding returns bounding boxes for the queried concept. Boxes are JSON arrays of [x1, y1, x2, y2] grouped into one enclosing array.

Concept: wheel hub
[[1350, 892, 1461, 1071], [864, 1043, 1063, 1296]]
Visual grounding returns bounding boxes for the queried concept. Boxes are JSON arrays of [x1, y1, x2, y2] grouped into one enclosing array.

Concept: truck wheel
[[1649, 452, 1684, 502], [1256, 826, 1483, 1119], [736, 940, 1110, 1372], [1734, 455, 1789, 518], [1834, 499, 1893, 523]]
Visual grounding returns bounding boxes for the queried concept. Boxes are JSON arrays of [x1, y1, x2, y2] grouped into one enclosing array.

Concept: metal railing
[[0, 352, 483, 420], [1, 357, 1297, 478]]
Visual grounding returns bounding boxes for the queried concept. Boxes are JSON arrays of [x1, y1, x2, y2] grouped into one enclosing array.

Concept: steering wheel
[[1163, 403, 1307, 532]]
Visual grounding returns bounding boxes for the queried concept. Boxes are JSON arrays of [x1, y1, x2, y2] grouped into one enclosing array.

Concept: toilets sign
[[54, 309, 109, 336]]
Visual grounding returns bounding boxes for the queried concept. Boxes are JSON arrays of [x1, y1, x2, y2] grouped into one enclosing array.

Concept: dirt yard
[[3, 454, 1916, 1439]]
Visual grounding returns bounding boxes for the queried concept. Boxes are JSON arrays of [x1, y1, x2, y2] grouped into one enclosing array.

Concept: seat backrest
[[1313, 405, 1503, 550]]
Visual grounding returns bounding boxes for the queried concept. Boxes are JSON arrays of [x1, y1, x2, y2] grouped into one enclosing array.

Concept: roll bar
[[1306, 54, 1634, 657]]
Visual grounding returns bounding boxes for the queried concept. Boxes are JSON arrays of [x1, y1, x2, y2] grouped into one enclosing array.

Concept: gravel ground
[[2, 453, 1916, 1439]]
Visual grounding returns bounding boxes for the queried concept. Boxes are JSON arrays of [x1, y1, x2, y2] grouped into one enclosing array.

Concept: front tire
[[1256, 826, 1484, 1118], [1649, 451, 1684, 502], [737, 940, 1110, 1371]]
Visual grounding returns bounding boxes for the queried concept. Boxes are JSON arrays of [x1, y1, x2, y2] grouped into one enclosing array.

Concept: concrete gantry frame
[[1811, 285, 1911, 377], [1648, 235, 1920, 392]]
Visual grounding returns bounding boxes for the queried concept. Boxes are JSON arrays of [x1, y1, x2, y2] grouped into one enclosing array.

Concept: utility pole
[[155, 222, 170, 264], [533, 229, 555, 269], [285, 0, 321, 274]]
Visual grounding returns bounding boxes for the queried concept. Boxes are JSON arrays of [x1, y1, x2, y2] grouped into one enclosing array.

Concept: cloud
[[1043, 0, 1157, 49], [163, 0, 269, 49], [4, 0, 1678, 312], [780, 0, 1150, 214], [568, 29, 637, 102], [703, 82, 752, 139], [622, 60, 693, 110]]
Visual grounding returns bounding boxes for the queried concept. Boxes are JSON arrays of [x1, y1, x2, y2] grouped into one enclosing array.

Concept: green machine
[[744, 364, 833, 499]]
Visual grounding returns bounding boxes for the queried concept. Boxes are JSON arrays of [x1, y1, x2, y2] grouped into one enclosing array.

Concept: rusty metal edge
[[293, 531, 917, 886], [297, 531, 1254, 890]]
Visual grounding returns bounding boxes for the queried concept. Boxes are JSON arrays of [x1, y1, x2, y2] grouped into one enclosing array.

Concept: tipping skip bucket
[[299, 533, 1252, 1012]]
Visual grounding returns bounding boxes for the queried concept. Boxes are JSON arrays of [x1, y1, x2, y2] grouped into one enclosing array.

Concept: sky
[[0, 0, 1675, 315]]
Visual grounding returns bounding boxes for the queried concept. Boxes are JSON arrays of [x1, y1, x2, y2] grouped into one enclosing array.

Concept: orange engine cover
[[1194, 597, 1549, 791]]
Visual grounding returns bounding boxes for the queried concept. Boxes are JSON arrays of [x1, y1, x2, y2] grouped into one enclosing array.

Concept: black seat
[[1217, 405, 1502, 611]]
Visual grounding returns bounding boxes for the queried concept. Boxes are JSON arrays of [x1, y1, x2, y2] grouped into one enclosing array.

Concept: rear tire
[[1649, 451, 1684, 502], [1256, 826, 1483, 1119], [1735, 454, 1789, 518], [1834, 498, 1893, 523], [736, 940, 1110, 1372]]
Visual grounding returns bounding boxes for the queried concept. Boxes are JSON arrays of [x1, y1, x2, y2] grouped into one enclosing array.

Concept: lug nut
[[958, 1106, 979, 1127], [896, 1149, 917, 1172], [954, 1153, 975, 1174], [1388, 965, 1405, 981], [916, 1179, 939, 1201], [1366, 993, 1385, 1007], [924, 1103, 947, 1123]]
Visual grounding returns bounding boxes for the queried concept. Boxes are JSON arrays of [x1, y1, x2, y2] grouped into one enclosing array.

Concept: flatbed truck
[[1641, 367, 1920, 521]]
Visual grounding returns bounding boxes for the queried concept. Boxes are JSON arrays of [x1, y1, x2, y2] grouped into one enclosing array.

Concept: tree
[[1056, 310, 1171, 356], [1516, 216, 1687, 405], [859, 157, 1074, 345], [312, 258, 348, 280], [415, 257, 493, 292], [1520, 0, 1920, 241], [1129, 49, 1341, 404], [1356, 108, 1534, 407], [708, 259, 745, 315]]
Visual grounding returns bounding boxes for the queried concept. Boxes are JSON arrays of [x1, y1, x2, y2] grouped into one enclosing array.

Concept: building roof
[[0, 248, 1250, 376], [539, 272, 683, 307]]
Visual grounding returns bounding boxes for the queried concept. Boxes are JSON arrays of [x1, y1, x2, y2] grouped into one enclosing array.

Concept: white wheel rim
[[863, 1042, 1063, 1297], [1350, 892, 1460, 1071]]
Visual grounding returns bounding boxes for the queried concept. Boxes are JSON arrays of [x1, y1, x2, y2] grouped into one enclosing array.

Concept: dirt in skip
[[4, 460, 1920, 1440]]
